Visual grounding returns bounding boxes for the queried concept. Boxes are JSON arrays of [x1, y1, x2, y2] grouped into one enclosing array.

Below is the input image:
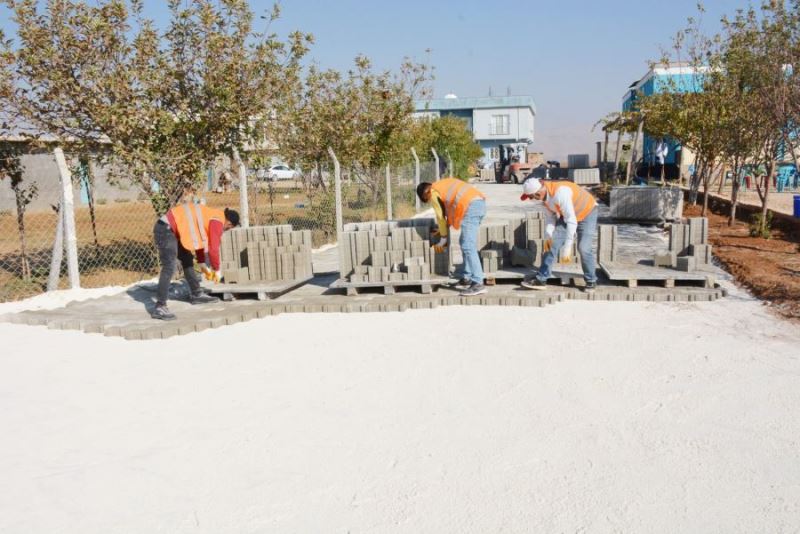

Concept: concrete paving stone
[[654, 252, 678, 268], [677, 256, 696, 272], [103, 326, 122, 337]]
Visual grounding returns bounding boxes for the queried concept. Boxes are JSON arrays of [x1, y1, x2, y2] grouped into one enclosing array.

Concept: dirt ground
[[684, 204, 800, 321]]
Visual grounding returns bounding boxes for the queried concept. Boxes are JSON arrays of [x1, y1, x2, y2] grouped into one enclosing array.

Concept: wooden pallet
[[330, 276, 449, 296], [202, 276, 313, 301], [484, 265, 587, 287], [600, 261, 716, 288]]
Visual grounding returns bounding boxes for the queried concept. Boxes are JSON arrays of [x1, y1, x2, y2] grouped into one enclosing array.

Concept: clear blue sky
[[1, 0, 740, 160]]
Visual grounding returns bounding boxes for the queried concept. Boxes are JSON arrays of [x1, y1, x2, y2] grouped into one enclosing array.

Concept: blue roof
[[415, 95, 536, 114]]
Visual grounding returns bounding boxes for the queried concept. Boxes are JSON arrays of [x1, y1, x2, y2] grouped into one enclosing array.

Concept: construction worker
[[518, 177, 598, 291], [416, 178, 487, 296], [152, 203, 240, 320]]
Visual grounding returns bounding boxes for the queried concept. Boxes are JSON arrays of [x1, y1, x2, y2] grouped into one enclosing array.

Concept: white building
[[413, 95, 536, 164]]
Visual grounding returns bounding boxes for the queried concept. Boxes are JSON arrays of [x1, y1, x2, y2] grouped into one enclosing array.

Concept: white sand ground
[[1, 282, 799, 533]]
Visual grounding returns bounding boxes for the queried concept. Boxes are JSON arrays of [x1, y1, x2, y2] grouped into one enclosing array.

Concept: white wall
[[472, 107, 534, 142]]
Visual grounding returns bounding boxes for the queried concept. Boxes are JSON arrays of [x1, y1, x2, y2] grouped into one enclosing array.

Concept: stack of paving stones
[[219, 225, 313, 283], [339, 219, 449, 283], [504, 213, 579, 270], [654, 217, 711, 272], [597, 224, 618, 264], [610, 186, 683, 221]]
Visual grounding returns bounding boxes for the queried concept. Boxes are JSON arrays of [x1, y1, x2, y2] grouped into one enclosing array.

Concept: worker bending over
[[416, 178, 487, 296], [152, 203, 240, 320], [519, 177, 598, 291]]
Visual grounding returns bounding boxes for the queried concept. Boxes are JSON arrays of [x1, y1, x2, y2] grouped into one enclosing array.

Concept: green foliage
[[749, 211, 773, 239], [273, 54, 433, 189], [1, 0, 312, 214], [406, 116, 483, 179]]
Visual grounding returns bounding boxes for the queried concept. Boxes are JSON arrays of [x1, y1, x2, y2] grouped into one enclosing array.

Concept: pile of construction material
[[339, 219, 450, 283], [610, 186, 683, 222], [568, 168, 600, 185], [478, 213, 579, 274], [597, 224, 618, 264], [654, 217, 712, 272], [219, 225, 313, 284]]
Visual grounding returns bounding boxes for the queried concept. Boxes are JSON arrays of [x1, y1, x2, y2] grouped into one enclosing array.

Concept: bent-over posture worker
[[519, 177, 598, 291], [416, 178, 487, 296], [152, 203, 240, 320]]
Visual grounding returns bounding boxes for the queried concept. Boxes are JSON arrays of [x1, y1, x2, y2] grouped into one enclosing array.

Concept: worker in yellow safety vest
[[416, 178, 488, 296], [152, 202, 240, 320], [519, 178, 598, 291]]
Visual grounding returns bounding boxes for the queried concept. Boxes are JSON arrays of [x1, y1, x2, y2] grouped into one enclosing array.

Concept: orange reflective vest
[[431, 178, 486, 230], [542, 181, 596, 221], [167, 203, 225, 254]]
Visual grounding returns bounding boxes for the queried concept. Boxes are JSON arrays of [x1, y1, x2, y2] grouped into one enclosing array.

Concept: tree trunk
[[602, 130, 609, 182], [702, 160, 716, 217], [82, 160, 99, 249], [760, 160, 774, 236], [612, 131, 622, 184], [13, 185, 31, 281], [626, 119, 643, 185], [729, 157, 741, 226]]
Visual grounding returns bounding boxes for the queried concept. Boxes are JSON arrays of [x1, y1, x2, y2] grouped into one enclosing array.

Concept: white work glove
[[559, 239, 574, 263], [433, 236, 448, 254]]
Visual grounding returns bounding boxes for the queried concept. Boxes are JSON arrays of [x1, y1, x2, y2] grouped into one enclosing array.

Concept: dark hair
[[224, 208, 241, 227], [416, 181, 432, 201]]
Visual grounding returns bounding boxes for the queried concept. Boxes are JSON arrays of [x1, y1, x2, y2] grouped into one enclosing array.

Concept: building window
[[490, 114, 510, 136], [490, 147, 499, 159]]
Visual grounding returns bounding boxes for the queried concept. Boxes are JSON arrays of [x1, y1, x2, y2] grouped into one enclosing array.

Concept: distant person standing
[[518, 178, 598, 291], [416, 178, 487, 296]]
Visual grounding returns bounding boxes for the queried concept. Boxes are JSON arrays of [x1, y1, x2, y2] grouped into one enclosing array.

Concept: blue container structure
[[794, 194, 800, 218]]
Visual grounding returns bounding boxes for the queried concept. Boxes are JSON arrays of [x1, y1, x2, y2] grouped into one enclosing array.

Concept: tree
[[407, 115, 483, 180], [1, 0, 312, 215], [0, 142, 38, 280], [274, 55, 432, 197]]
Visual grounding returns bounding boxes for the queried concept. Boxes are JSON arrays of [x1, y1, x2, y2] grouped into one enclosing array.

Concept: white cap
[[520, 178, 542, 200]]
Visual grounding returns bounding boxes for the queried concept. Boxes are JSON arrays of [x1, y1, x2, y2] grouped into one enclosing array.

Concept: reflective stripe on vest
[[542, 181, 596, 221], [431, 178, 485, 229], [193, 203, 209, 254], [181, 203, 202, 251]]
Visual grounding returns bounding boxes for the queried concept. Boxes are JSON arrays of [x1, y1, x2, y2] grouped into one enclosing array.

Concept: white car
[[265, 164, 299, 181]]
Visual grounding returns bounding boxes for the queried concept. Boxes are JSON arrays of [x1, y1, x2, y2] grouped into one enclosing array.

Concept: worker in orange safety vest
[[519, 177, 598, 291], [416, 178, 488, 296], [152, 202, 240, 320]]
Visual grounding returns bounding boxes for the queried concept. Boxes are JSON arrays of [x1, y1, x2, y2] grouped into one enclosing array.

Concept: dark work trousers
[[154, 220, 201, 305]]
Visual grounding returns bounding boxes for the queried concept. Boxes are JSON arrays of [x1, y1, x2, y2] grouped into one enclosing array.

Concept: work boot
[[453, 277, 472, 290], [151, 303, 176, 321], [460, 282, 488, 297], [582, 281, 597, 293], [520, 278, 548, 290], [190, 293, 220, 305]]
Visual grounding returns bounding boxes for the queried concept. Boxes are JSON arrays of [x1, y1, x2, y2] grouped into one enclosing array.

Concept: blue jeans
[[536, 207, 598, 284], [458, 199, 486, 284]]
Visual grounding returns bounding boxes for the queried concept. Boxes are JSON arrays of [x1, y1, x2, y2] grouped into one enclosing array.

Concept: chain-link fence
[[0, 143, 445, 302], [0, 146, 159, 302]]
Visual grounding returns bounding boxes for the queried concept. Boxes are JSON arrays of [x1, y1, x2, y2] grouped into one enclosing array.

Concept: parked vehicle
[[495, 144, 533, 184], [264, 164, 299, 181]]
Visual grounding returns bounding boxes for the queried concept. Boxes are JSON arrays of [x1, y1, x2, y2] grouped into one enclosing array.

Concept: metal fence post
[[385, 164, 393, 220], [431, 148, 440, 181], [411, 147, 420, 212], [53, 147, 80, 289], [328, 147, 342, 237], [447, 151, 453, 177], [233, 148, 249, 228]]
